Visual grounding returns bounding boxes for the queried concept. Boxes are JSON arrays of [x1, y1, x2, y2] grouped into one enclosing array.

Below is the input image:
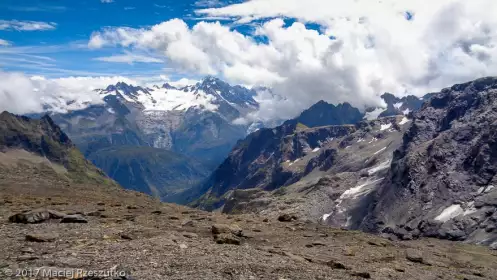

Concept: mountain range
[[190, 76, 497, 249], [37, 76, 429, 203], [42, 77, 263, 201], [2, 110, 496, 279]]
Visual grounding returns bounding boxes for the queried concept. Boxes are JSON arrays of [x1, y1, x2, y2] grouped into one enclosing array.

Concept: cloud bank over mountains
[[87, 0, 497, 120], [1, 0, 496, 122]]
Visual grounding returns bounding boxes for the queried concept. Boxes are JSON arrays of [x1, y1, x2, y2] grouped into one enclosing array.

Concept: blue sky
[[0, 0, 243, 79]]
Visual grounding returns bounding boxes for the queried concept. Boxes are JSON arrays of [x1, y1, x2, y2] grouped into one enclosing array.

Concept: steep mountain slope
[[87, 146, 209, 200], [360, 77, 497, 247], [192, 77, 497, 248], [192, 101, 387, 210], [0, 111, 115, 186]]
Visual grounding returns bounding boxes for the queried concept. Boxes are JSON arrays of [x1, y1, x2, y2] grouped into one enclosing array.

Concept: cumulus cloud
[[0, 71, 201, 115], [0, 71, 136, 114], [0, 20, 57, 31], [0, 39, 10, 46], [0, 71, 44, 114], [94, 52, 164, 64], [87, 0, 497, 121]]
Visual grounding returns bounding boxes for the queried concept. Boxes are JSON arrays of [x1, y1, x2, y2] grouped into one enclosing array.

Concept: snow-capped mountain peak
[[93, 77, 259, 115]]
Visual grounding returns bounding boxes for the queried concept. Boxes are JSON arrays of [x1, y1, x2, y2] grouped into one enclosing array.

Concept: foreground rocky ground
[[1, 164, 497, 280]]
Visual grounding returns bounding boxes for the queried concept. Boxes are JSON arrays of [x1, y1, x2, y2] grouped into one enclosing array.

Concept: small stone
[[60, 215, 87, 223], [405, 249, 429, 265], [285, 226, 296, 231], [182, 220, 194, 227], [120, 233, 134, 240], [127, 205, 138, 210], [367, 240, 387, 247], [350, 271, 371, 278], [151, 210, 162, 215], [17, 255, 39, 261], [214, 233, 241, 245], [311, 241, 326, 246], [303, 233, 313, 237], [282, 251, 306, 262], [278, 213, 297, 222], [183, 232, 198, 239], [179, 244, 188, 249], [263, 218, 269, 222], [26, 233, 57, 242], [86, 211, 101, 217], [326, 260, 349, 270], [169, 216, 180, 220], [124, 215, 135, 221], [20, 247, 35, 254]]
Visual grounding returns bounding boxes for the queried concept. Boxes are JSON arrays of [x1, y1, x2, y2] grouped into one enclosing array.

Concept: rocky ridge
[[191, 77, 497, 249], [360, 77, 497, 247]]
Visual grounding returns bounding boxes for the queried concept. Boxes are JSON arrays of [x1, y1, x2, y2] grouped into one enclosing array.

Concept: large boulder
[[211, 224, 243, 245], [9, 209, 66, 224], [211, 224, 243, 237]]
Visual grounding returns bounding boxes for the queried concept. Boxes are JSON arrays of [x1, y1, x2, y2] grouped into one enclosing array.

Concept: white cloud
[[87, 0, 497, 121], [0, 20, 57, 31], [101, 0, 114, 3], [94, 52, 164, 64], [0, 71, 202, 114], [0, 71, 137, 114], [0, 71, 44, 114], [0, 39, 10, 46]]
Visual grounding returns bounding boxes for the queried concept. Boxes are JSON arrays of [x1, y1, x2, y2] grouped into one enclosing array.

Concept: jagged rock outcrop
[[360, 77, 497, 247], [290, 101, 363, 128]]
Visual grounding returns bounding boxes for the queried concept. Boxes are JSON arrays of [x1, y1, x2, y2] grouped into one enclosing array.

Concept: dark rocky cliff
[[360, 77, 497, 248]]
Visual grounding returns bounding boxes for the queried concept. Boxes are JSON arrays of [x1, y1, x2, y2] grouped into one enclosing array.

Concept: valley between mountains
[[1, 77, 497, 279]]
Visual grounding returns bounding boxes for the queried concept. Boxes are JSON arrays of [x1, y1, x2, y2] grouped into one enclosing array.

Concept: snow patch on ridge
[[364, 107, 385, 120], [379, 123, 392, 131], [368, 160, 391, 175], [435, 204, 464, 222], [399, 117, 410, 125]]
